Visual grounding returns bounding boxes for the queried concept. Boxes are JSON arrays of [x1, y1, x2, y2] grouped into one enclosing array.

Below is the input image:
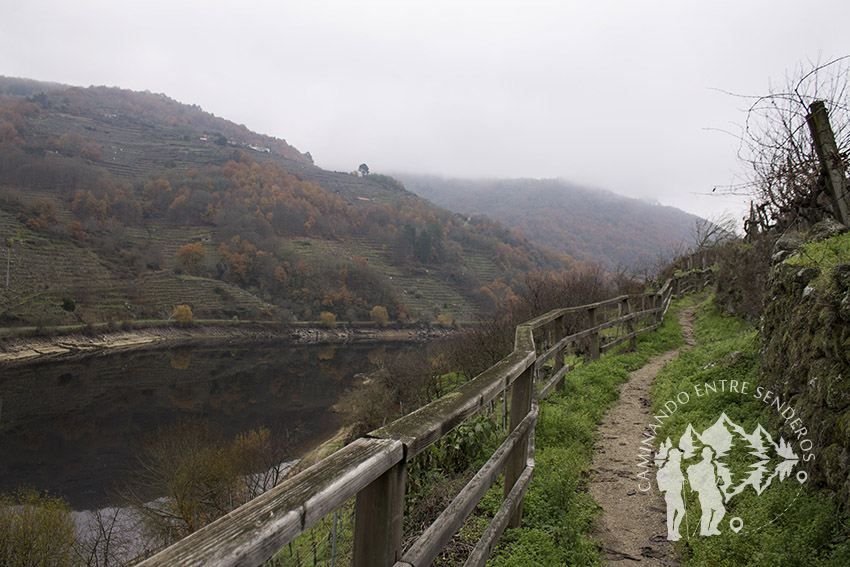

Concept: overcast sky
[[2, 0, 848, 222]]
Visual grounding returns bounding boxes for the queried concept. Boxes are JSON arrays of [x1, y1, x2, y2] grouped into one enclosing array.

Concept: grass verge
[[649, 296, 850, 566]]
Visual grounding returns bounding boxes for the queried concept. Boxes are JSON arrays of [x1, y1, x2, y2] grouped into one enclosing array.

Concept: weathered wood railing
[[138, 269, 712, 567]]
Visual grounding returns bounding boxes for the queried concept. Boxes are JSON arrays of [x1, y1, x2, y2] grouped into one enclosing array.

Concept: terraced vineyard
[[280, 236, 484, 322], [1, 80, 569, 328]]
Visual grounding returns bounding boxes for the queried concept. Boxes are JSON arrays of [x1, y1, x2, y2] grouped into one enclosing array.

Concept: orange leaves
[[0, 118, 22, 146], [24, 197, 57, 229], [201, 202, 221, 223], [217, 158, 354, 238], [319, 311, 337, 328], [141, 178, 173, 213], [67, 220, 86, 239], [294, 259, 313, 279], [274, 265, 290, 285], [322, 290, 345, 307], [70, 189, 109, 221], [215, 236, 260, 283], [172, 304, 195, 326], [230, 253, 250, 281], [175, 242, 206, 273]]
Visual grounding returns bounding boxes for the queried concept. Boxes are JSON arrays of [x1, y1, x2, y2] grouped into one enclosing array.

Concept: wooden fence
[[137, 269, 713, 567]]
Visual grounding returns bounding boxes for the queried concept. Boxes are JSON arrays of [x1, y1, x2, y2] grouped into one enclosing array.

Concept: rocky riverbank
[[0, 323, 451, 367]]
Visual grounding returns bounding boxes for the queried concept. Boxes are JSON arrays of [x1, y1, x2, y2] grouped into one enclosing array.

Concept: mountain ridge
[[396, 174, 702, 270], [0, 77, 572, 327]]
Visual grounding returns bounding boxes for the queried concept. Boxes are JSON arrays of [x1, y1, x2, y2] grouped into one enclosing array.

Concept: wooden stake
[[807, 100, 850, 225]]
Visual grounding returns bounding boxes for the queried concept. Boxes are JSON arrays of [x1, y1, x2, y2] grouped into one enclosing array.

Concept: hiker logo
[[653, 412, 806, 541]]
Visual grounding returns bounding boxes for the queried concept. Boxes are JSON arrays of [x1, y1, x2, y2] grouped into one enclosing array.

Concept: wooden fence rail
[[137, 269, 712, 567]]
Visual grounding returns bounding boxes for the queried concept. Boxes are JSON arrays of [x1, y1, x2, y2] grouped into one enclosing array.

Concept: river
[[0, 342, 401, 510]]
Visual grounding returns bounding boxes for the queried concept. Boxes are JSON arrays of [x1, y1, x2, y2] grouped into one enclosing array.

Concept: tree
[[0, 488, 77, 567], [319, 311, 337, 328], [25, 197, 57, 229], [123, 419, 236, 539], [230, 426, 293, 500], [175, 242, 206, 273], [370, 305, 389, 327], [726, 56, 850, 230], [172, 305, 194, 326], [141, 179, 173, 213], [690, 214, 737, 252], [122, 420, 293, 550], [67, 220, 85, 239], [74, 507, 133, 567], [358, 163, 369, 177]]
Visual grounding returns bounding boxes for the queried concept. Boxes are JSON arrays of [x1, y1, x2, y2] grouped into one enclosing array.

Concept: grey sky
[[2, 0, 848, 222]]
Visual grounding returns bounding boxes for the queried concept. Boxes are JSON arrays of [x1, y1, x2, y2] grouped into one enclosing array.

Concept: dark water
[[0, 342, 397, 509]]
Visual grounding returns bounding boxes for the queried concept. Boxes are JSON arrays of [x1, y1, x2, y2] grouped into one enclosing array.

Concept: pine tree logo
[[654, 413, 803, 540]]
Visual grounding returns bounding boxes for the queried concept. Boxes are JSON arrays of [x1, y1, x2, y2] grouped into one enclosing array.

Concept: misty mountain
[[397, 175, 702, 270]]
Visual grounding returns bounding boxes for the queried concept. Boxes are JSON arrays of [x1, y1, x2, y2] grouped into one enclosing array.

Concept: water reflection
[[0, 342, 397, 509]]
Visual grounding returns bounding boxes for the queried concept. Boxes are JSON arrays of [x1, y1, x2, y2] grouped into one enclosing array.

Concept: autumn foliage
[[319, 311, 337, 328], [0, 81, 568, 325], [172, 305, 194, 326], [175, 242, 206, 273], [370, 305, 389, 327]]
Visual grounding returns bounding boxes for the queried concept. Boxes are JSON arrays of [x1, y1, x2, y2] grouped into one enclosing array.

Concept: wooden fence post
[[554, 315, 566, 391], [352, 459, 406, 567], [504, 365, 533, 528], [656, 293, 663, 324], [622, 297, 636, 350], [807, 100, 850, 226], [587, 307, 599, 360]]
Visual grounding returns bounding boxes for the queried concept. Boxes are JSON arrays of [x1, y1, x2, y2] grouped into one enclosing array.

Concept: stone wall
[[759, 219, 850, 506]]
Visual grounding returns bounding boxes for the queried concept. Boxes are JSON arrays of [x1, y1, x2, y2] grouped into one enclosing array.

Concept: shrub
[[172, 304, 194, 326], [175, 242, 206, 274], [370, 305, 389, 327], [319, 311, 337, 329], [0, 488, 76, 567]]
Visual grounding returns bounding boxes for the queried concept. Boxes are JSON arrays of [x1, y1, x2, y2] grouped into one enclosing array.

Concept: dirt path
[[589, 305, 697, 565]]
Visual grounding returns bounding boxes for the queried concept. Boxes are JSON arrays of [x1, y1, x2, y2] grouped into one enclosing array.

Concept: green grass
[[649, 297, 850, 566], [484, 299, 689, 566], [785, 231, 850, 289]]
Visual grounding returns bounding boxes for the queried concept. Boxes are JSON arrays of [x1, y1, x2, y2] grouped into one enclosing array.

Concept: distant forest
[[399, 175, 701, 271]]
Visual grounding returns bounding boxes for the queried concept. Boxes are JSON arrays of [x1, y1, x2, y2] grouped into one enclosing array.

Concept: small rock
[[807, 218, 848, 244], [627, 490, 636, 496], [803, 285, 815, 298], [772, 232, 804, 263], [834, 264, 850, 292], [796, 266, 821, 285], [839, 293, 850, 321]]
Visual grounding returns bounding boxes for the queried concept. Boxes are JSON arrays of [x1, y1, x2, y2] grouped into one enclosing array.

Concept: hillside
[[397, 175, 701, 270], [0, 78, 568, 328]]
